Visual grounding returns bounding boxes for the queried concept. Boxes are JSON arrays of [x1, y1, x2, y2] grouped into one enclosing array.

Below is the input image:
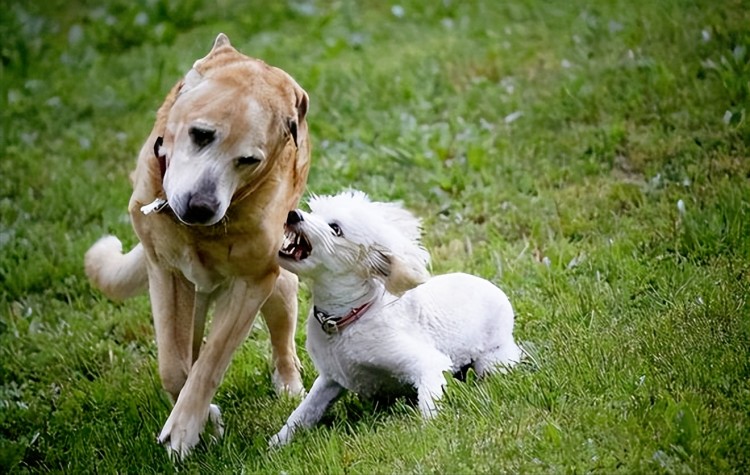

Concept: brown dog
[[84, 33, 310, 458]]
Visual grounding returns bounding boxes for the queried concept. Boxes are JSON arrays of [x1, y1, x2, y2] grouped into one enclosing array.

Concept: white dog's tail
[[84, 236, 148, 300]]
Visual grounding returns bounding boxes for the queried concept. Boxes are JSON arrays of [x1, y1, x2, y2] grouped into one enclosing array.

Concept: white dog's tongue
[[294, 248, 306, 261]]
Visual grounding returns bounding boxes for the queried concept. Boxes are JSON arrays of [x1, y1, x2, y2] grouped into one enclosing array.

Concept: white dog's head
[[278, 190, 430, 296]]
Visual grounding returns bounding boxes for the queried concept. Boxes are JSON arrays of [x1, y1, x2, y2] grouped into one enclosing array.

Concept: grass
[[1, 0, 749, 472]]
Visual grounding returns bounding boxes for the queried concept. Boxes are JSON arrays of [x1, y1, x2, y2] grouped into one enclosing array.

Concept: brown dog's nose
[[287, 210, 303, 225], [182, 193, 219, 224]]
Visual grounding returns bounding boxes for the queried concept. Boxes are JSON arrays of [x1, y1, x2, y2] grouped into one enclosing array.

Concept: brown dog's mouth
[[279, 227, 312, 261]]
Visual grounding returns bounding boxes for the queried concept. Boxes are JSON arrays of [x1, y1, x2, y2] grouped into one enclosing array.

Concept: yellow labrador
[[85, 33, 310, 458]]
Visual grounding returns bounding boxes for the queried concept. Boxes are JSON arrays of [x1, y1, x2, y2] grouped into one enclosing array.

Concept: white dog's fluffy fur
[[271, 190, 522, 446]]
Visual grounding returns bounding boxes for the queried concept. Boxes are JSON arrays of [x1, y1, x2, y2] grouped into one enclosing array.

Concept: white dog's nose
[[287, 210, 304, 225]]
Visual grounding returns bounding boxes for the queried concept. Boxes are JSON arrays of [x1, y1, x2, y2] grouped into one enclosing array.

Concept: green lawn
[[2, 0, 749, 472]]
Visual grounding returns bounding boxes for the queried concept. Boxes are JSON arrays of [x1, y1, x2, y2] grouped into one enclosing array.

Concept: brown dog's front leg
[[148, 263, 196, 401], [261, 268, 304, 395], [157, 274, 276, 459], [192, 291, 210, 363]]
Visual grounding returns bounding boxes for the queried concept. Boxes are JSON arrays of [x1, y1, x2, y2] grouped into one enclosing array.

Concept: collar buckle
[[314, 301, 373, 335], [140, 198, 169, 215], [321, 319, 339, 334]]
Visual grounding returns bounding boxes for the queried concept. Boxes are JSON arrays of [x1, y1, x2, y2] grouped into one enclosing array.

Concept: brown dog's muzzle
[[172, 180, 221, 226]]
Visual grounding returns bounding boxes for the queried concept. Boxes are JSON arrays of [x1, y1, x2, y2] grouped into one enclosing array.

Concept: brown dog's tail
[[84, 236, 148, 300]]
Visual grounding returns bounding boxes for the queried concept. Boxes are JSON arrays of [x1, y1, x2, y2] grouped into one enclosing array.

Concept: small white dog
[[270, 191, 522, 446]]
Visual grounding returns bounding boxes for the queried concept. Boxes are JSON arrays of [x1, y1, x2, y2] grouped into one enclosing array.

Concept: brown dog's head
[[157, 33, 309, 226]]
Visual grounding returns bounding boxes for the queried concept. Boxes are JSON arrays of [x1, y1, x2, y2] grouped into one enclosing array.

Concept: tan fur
[[84, 33, 310, 458]]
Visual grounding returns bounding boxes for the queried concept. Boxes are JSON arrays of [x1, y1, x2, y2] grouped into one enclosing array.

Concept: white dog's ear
[[367, 247, 430, 297]]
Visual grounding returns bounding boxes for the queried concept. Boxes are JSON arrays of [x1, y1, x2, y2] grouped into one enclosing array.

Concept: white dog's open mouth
[[279, 227, 312, 261]]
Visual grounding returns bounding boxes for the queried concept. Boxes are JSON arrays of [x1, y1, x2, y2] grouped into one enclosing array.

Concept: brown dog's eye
[[236, 156, 261, 166], [189, 127, 215, 148], [329, 223, 343, 237]]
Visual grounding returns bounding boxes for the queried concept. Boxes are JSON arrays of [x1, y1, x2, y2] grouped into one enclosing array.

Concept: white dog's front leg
[[406, 350, 452, 419], [270, 376, 343, 448], [416, 372, 448, 419]]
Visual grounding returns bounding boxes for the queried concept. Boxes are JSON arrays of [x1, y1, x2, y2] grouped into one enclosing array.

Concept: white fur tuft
[[84, 236, 148, 301]]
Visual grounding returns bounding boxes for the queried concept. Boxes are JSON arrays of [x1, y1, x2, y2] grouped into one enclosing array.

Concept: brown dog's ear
[[192, 33, 234, 72], [182, 34, 235, 94], [295, 87, 309, 122], [287, 118, 299, 148], [367, 248, 429, 297], [287, 87, 309, 148], [212, 32, 231, 49]]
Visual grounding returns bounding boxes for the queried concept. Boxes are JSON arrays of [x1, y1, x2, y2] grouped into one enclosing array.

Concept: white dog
[[270, 190, 522, 446]]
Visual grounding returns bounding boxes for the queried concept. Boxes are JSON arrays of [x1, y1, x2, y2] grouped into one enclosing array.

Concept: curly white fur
[[271, 190, 522, 447]]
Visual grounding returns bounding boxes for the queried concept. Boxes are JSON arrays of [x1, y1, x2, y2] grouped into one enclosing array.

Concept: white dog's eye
[[236, 155, 261, 166], [329, 222, 343, 237]]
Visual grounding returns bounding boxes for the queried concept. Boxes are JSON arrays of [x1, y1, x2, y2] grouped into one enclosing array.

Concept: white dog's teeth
[[282, 232, 296, 251], [280, 230, 302, 257]]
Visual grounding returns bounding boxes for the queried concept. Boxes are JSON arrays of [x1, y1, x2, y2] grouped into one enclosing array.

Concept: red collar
[[313, 301, 374, 334]]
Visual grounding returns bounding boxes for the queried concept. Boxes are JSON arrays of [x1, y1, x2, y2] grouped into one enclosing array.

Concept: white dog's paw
[[417, 398, 440, 420], [416, 379, 445, 420], [272, 368, 306, 398], [268, 425, 292, 449], [157, 406, 207, 460]]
